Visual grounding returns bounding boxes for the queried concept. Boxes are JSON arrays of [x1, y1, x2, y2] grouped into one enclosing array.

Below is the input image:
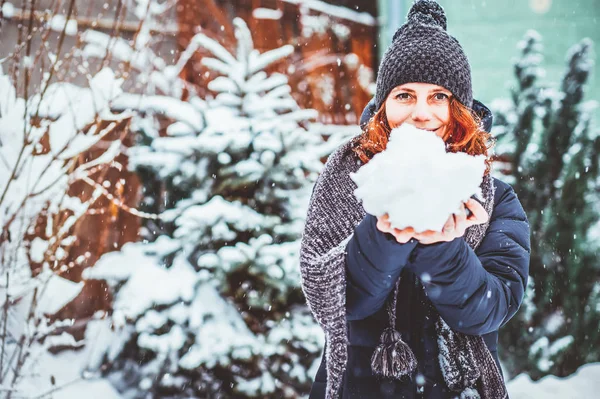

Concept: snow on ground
[[14, 318, 121, 399], [507, 363, 600, 399], [23, 348, 599, 398], [55, 379, 121, 399]]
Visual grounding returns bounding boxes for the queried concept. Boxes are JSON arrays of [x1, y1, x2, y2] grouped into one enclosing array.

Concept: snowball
[[350, 124, 486, 233]]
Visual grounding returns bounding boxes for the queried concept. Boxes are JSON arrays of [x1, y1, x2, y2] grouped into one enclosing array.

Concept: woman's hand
[[376, 214, 416, 244], [412, 199, 490, 245]]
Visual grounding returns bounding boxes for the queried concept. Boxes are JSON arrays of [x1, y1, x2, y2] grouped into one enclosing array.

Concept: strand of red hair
[[352, 98, 495, 175]]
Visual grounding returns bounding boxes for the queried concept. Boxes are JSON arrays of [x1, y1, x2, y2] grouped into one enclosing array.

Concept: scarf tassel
[[371, 327, 417, 379], [460, 387, 481, 399]]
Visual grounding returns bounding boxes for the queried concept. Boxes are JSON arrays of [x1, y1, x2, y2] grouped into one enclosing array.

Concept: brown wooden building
[[177, 0, 378, 124], [0, 0, 379, 324]]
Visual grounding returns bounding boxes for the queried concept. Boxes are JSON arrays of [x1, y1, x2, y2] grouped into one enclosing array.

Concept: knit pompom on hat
[[375, 0, 473, 110], [405, 0, 447, 30]]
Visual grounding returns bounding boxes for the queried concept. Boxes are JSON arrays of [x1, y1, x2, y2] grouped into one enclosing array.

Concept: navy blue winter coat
[[310, 101, 530, 399]]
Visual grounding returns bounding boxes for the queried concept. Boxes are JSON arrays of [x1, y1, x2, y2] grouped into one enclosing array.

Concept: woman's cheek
[[387, 109, 409, 129], [385, 101, 409, 128]]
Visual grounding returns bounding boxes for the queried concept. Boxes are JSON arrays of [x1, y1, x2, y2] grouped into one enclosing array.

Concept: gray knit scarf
[[299, 136, 508, 399]]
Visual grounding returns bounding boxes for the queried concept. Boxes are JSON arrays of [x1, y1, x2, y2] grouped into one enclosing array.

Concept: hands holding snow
[[375, 198, 489, 244], [351, 124, 490, 245]]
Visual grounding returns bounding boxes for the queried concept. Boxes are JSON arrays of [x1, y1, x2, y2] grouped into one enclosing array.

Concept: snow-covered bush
[[492, 30, 600, 379], [0, 60, 130, 398]]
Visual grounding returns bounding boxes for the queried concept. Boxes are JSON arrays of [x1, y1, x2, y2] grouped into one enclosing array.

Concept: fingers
[[376, 214, 393, 233], [442, 213, 456, 234], [465, 199, 489, 225], [412, 231, 430, 243], [454, 204, 467, 224], [414, 229, 450, 244], [453, 204, 468, 236], [375, 214, 415, 243], [392, 227, 415, 243], [412, 200, 486, 245], [376, 215, 408, 242]]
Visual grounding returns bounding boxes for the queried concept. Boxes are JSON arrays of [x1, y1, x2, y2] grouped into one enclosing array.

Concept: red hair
[[352, 97, 494, 175]]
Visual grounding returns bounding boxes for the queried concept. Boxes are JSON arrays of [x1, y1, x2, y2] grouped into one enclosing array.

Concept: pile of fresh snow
[[14, 318, 122, 399], [350, 124, 486, 232], [507, 362, 600, 398]]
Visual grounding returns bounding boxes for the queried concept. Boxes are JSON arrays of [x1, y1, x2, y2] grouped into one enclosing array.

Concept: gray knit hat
[[374, 0, 473, 110]]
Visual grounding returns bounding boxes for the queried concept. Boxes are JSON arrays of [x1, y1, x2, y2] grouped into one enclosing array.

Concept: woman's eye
[[395, 93, 411, 100], [434, 93, 449, 101]]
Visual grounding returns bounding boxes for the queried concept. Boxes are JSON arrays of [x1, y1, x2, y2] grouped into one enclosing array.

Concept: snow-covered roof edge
[[282, 0, 376, 26]]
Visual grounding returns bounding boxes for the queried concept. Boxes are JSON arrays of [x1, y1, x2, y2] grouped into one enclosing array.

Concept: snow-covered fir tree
[[83, 17, 340, 398], [491, 31, 600, 380]]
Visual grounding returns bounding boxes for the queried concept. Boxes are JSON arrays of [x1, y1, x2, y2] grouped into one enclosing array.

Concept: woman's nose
[[411, 99, 432, 122]]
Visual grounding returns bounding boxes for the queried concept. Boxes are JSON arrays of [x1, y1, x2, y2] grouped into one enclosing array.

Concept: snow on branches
[[78, 16, 329, 398]]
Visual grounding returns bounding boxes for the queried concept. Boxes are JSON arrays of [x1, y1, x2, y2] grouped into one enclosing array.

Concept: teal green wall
[[378, 0, 600, 117]]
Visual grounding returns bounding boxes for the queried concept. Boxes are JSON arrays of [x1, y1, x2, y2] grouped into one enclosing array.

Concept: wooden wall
[[176, 0, 378, 124], [0, 0, 143, 325], [0, 0, 378, 328]]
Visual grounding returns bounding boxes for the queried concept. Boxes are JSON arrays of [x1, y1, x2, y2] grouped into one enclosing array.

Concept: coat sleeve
[[345, 214, 418, 320], [404, 182, 531, 335]]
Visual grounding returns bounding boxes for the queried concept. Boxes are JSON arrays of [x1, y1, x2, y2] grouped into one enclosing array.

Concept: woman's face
[[384, 82, 452, 139]]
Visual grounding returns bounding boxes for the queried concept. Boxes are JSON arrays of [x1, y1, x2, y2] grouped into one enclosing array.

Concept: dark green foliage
[[493, 31, 600, 379]]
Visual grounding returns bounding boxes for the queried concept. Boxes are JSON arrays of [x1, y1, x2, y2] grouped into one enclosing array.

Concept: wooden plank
[[175, 0, 377, 125]]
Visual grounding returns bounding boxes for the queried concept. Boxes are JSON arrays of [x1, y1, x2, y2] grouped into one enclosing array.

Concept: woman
[[299, 1, 531, 398]]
